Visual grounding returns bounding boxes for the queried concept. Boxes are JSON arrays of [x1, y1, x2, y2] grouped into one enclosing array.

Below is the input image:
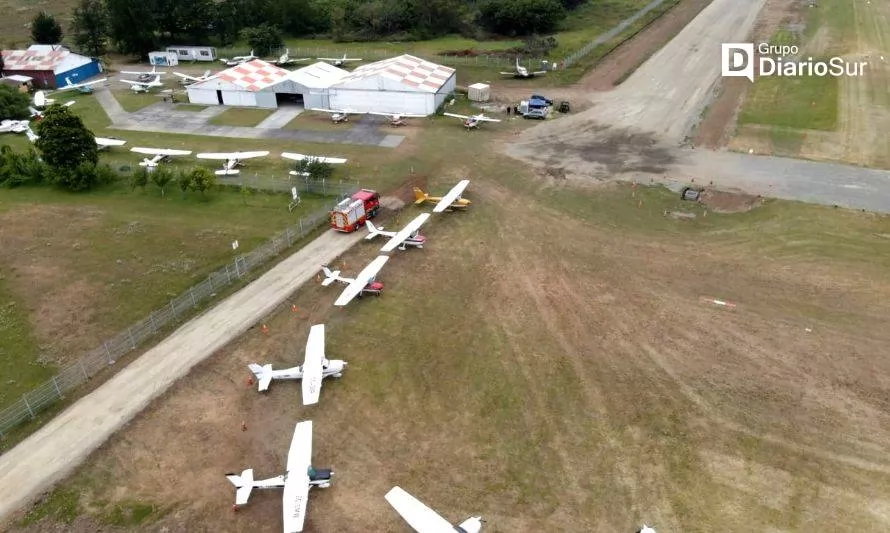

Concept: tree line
[[23, 0, 588, 58]]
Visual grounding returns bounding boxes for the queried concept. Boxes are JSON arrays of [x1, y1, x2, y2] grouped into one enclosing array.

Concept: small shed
[[0, 75, 33, 92], [149, 51, 178, 67], [467, 83, 490, 102]]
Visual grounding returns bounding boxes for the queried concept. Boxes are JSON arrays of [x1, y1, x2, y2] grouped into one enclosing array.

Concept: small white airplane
[[248, 324, 345, 406], [321, 255, 389, 307], [24, 126, 39, 143], [273, 49, 310, 66], [317, 53, 361, 66], [131, 147, 193, 169], [308, 107, 362, 124], [637, 526, 657, 533], [367, 111, 426, 127], [33, 77, 107, 108], [173, 70, 215, 85], [365, 213, 430, 252], [385, 486, 485, 533], [196, 151, 269, 176], [226, 420, 332, 533], [120, 75, 163, 93], [500, 57, 548, 78], [120, 65, 166, 81], [428, 179, 470, 213], [281, 152, 348, 176], [0, 120, 30, 134], [443, 112, 501, 130], [28, 100, 75, 119], [95, 137, 127, 150], [221, 50, 256, 66]]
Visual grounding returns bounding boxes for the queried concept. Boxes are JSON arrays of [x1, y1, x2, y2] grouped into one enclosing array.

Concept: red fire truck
[[329, 189, 381, 232]]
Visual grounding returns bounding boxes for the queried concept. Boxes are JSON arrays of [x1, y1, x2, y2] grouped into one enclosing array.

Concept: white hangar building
[[328, 55, 456, 116], [185, 55, 455, 116], [186, 59, 350, 108]]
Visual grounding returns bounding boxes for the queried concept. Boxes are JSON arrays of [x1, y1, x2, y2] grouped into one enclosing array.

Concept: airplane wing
[[301, 324, 325, 406], [531, 70, 548, 75], [477, 116, 502, 123], [119, 79, 146, 87], [131, 147, 192, 156], [56, 77, 107, 91], [95, 137, 126, 147], [283, 421, 313, 533], [316, 58, 338, 61], [334, 255, 389, 307], [384, 487, 456, 533], [380, 213, 430, 252], [500, 71, 516, 75], [173, 72, 200, 81], [196, 151, 269, 160], [432, 180, 470, 213], [308, 108, 340, 114], [281, 152, 348, 164], [443, 112, 469, 120]]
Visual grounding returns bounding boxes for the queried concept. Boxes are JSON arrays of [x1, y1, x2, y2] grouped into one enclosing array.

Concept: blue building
[[0, 45, 102, 89]]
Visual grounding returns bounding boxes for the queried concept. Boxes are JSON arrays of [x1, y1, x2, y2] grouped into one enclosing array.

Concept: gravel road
[[506, 0, 890, 212], [0, 230, 364, 521]]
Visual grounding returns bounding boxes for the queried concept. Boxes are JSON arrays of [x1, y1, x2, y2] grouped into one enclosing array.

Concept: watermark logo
[[722, 42, 867, 82]]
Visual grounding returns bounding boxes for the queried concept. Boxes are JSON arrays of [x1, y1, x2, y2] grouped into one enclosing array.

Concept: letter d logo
[[722, 43, 755, 82]]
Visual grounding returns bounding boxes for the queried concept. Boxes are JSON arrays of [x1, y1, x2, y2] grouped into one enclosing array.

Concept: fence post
[[226, 264, 232, 283], [104, 341, 113, 363], [52, 375, 62, 398], [128, 327, 136, 349], [285, 227, 292, 247], [190, 287, 197, 306], [23, 395, 34, 419], [300, 218, 304, 236], [79, 359, 88, 380], [149, 310, 156, 330], [234, 257, 241, 278], [170, 300, 177, 318]]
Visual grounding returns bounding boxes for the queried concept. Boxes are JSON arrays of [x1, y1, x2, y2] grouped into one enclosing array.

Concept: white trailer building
[[166, 46, 217, 62], [327, 54, 456, 116]]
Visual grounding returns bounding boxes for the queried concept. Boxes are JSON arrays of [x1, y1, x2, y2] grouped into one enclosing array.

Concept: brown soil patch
[[699, 189, 763, 212], [0, 205, 109, 364]]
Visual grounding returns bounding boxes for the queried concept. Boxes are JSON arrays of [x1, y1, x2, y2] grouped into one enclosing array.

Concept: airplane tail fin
[[226, 468, 255, 506], [458, 517, 485, 533], [413, 187, 428, 204], [320, 265, 340, 286], [364, 220, 383, 240], [247, 363, 274, 392]]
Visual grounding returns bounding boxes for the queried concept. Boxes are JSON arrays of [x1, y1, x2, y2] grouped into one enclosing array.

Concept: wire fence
[[213, 45, 531, 69], [0, 183, 359, 440], [216, 174, 361, 195], [562, 0, 672, 68]]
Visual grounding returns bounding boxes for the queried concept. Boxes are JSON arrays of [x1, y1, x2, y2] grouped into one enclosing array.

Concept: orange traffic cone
[[292, 304, 298, 313], [261, 324, 269, 334]]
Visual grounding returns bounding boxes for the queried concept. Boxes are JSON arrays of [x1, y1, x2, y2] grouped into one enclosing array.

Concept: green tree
[[71, 0, 109, 56], [479, 0, 566, 36], [54, 161, 102, 191], [0, 145, 51, 187], [129, 167, 149, 191], [31, 12, 63, 44], [150, 166, 173, 195], [34, 105, 98, 170], [0, 84, 32, 120], [240, 24, 283, 56], [177, 169, 193, 195], [106, 0, 157, 57], [189, 167, 216, 196]]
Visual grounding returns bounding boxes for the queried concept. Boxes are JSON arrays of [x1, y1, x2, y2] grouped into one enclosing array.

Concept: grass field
[[738, 74, 839, 130], [208, 107, 275, 127], [728, 0, 890, 167], [9, 104, 890, 532], [112, 91, 163, 112]]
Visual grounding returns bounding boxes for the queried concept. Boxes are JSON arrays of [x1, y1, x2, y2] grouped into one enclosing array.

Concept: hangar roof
[[289, 62, 348, 89], [332, 54, 454, 93], [1, 46, 70, 72], [213, 59, 291, 92]]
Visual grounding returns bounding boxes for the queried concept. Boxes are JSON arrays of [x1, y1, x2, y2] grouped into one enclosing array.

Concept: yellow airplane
[[413, 179, 471, 212]]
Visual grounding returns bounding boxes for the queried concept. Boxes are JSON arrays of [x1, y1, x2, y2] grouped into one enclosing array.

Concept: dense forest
[[46, 0, 592, 57]]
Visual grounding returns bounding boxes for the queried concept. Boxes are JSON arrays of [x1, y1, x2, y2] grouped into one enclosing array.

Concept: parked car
[[523, 108, 547, 120]]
